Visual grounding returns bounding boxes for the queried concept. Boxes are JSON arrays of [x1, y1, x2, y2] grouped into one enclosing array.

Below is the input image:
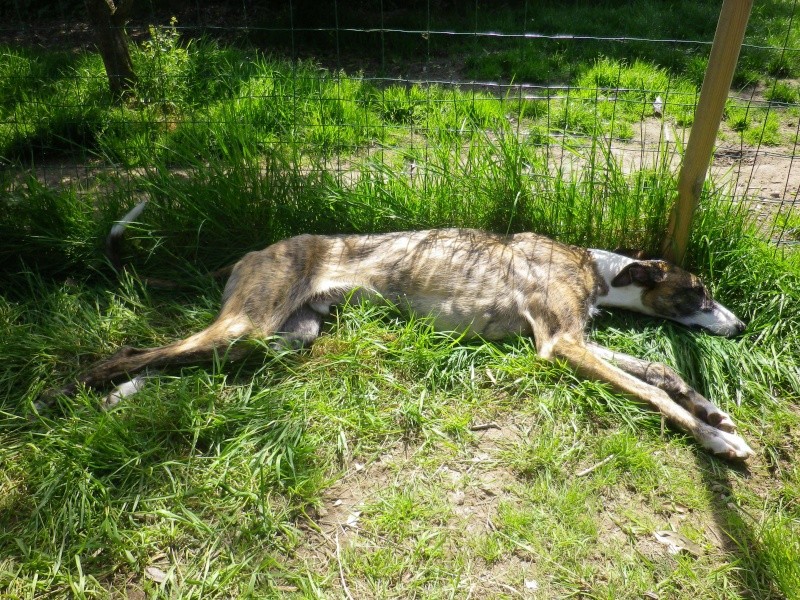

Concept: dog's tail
[[106, 200, 234, 287], [106, 200, 149, 272]]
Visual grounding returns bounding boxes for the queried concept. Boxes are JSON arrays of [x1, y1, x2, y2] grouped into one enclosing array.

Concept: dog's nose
[[723, 318, 746, 337]]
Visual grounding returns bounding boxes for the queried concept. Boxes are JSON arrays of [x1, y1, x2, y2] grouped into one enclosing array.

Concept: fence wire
[[2, 1, 799, 248]]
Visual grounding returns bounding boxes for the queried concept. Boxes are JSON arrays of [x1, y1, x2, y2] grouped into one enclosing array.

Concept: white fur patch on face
[[673, 302, 745, 337], [598, 283, 653, 314], [588, 249, 652, 314], [589, 249, 745, 337]]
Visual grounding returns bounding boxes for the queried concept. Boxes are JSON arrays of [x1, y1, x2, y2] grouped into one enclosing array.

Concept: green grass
[[2, 145, 799, 598], [771, 208, 800, 244], [3, 25, 799, 169], [1, 14, 800, 600]]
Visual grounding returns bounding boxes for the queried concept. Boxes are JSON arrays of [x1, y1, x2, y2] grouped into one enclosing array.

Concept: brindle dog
[[55, 201, 754, 460]]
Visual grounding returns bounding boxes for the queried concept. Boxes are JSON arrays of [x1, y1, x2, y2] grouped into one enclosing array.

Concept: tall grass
[[2, 31, 796, 171]]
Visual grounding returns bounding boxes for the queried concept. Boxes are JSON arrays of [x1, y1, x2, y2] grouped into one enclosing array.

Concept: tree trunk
[[85, 0, 137, 101]]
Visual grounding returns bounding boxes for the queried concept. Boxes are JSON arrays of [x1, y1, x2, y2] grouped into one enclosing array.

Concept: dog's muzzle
[[683, 302, 746, 337]]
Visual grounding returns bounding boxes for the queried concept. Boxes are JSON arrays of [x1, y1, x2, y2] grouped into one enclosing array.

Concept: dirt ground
[[620, 117, 798, 208], [290, 409, 794, 598]]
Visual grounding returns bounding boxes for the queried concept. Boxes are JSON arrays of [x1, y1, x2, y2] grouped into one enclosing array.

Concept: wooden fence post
[[660, 0, 754, 264]]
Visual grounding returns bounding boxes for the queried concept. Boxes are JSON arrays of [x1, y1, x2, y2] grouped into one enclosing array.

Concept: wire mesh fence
[[2, 1, 799, 250]]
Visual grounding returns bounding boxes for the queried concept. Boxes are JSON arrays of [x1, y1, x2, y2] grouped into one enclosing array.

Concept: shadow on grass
[[693, 451, 787, 599]]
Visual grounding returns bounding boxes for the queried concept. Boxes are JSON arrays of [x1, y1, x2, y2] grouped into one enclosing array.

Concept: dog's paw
[[104, 375, 148, 409], [32, 383, 78, 414], [678, 389, 737, 433], [705, 409, 737, 433], [701, 425, 754, 461]]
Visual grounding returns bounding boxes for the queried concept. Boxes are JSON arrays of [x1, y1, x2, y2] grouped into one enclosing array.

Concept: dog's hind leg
[[585, 342, 738, 433], [271, 305, 325, 350]]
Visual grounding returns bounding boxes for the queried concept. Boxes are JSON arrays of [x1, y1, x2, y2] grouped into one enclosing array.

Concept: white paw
[[703, 425, 754, 461], [104, 375, 148, 408]]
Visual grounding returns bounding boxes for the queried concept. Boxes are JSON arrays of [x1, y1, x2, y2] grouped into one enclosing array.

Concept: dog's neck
[[588, 249, 653, 314]]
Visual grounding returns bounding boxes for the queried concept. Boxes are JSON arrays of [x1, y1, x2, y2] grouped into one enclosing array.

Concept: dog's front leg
[[543, 336, 754, 460], [585, 343, 737, 433]]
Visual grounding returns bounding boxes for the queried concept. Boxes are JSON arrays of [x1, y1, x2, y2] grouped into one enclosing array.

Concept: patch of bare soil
[[287, 410, 795, 597], [306, 423, 517, 542]]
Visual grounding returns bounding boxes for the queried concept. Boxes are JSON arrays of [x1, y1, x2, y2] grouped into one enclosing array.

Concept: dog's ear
[[611, 261, 668, 287]]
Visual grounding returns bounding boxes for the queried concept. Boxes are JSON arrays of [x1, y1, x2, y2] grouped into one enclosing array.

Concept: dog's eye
[[673, 289, 705, 313], [689, 286, 716, 311]]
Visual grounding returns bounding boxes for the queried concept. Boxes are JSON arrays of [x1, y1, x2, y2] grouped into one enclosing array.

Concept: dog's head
[[611, 260, 745, 337]]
